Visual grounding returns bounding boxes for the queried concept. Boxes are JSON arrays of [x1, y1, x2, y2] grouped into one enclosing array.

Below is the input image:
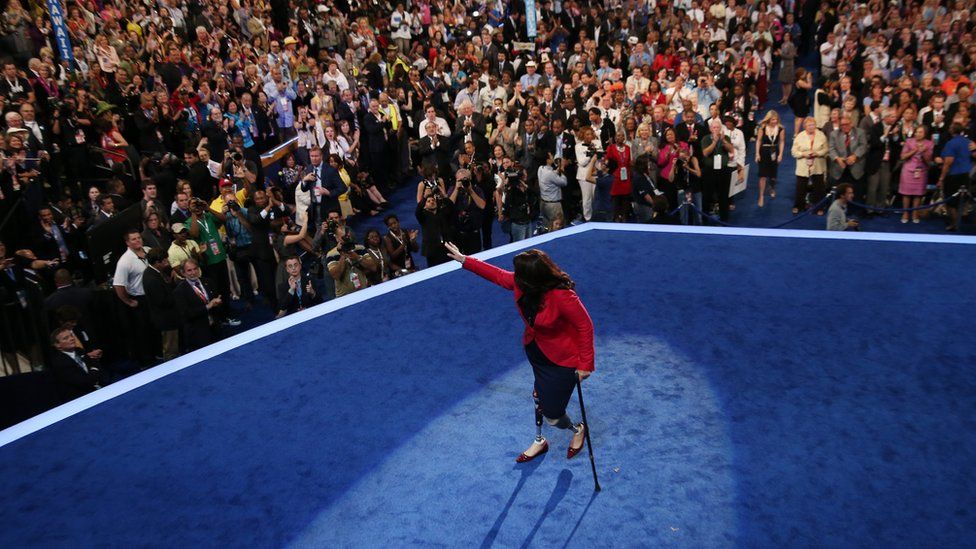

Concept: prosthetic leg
[[516, 391, 550, 463]]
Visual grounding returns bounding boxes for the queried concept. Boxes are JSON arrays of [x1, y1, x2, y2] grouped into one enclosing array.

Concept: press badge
[[210, 241, 220, 255], [713, 155, 722, 169], [619, 167, 628, 179]]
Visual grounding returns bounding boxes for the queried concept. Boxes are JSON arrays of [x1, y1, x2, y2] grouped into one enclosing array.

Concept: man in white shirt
[[820, 33, 841, 77], [113, 228, 155, 366], [322, 61, 350, 92], [420, 106, 451, 138]]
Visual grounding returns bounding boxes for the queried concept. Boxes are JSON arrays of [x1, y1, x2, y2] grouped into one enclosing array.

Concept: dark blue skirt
[[525, 340, 577, 420]]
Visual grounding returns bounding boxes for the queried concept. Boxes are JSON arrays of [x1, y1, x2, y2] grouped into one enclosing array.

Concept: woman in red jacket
[[605, 132, 633, 221], [445, 242, 595, 463]]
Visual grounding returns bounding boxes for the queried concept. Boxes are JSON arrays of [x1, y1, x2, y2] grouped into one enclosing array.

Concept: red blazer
[[463, 257, 595, 371]]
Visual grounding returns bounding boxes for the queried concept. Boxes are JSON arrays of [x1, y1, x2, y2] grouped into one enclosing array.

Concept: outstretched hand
[[444, 241, 466, 263]]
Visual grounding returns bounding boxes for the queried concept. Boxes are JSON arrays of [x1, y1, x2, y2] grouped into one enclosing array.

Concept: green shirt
[[192, 212, 227, 265], [702, 134, 731, 170]]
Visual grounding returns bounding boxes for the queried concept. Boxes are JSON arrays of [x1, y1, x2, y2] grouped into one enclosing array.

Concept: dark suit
[[335, 101, 358, 131], [48, 350, 101, 401], [418, 134, 452, 177], [173, 277, 216, 352], [276, 274, 319, 314], [133, 108, 165, 154], [143, 267, 181, 331], [301, 163, 348, 223], [43, 285, 94, 324], [363, 111, 392, 185], [675, 122, 707, 158]]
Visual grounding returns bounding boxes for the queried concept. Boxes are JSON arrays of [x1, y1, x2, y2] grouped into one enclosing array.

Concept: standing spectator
[[756, 111, 785, 208], [325, 227, 378, 299], [173, 258, 221, 352], [936, 123, 974, 232], [141, 212, 171, 251], [383, 214, 419, 275], [701, 119, 734, 222], [447, 168, 486, 254], [362, 230, 393, 285], [606, 133, 633, 222], [277, 256, 319, 315], [898, 125, 934, 224], [537, 155, 569, 228], [186, 193, 239, 327], [777, 33, 798, 104], [575, 127, 601, 222], [828, 115, 868, 215], [112, 228, 154, 366], [415, 187, 455, 267], [142, 249, 180, 361], [791, 117, 830, 215], [246, 189, 285, 309]]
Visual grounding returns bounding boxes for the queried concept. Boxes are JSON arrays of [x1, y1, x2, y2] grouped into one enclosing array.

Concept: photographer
[[325, 223, 377, 298], [447, 168, 486, 254], [415, 184, 456, 267], [212, 183, 256, 309], [471, 162, 497, 249], [186, 186, 240, 327], [537, 154, 569, 228], [383, 214, 419, 274], [498, 164, 537, 242], [220, 145, 258, 193]]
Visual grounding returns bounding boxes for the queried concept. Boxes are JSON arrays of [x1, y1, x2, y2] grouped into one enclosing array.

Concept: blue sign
[[46, 0, 74, 64], [525, 0, 537, 39]]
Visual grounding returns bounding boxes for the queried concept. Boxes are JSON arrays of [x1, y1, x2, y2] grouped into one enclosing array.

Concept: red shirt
[[463, 257, 595, 371], [606, 143, 633, 196]]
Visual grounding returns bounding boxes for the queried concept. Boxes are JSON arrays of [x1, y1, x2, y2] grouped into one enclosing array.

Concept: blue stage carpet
[[1, 228, 974, 547]]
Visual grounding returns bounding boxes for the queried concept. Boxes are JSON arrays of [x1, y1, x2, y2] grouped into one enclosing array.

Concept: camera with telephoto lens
[[584, 144, 604, 158], [504, 168, 521, 180], [227, 201, 240, 212], [338, 233, 355, 252]]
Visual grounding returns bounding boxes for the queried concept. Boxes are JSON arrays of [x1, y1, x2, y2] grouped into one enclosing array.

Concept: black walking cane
[[576, 378, 601, 492]]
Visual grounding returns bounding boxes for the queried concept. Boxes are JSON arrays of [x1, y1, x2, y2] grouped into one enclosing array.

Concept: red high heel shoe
[[567, 423, 586, 459], [516, 440, 548, 463]]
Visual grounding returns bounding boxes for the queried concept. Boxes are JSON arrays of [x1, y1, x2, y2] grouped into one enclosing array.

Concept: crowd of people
[[1, 0, 975, 400]]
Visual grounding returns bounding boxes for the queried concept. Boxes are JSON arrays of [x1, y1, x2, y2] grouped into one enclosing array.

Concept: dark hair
[[836, 183, 853, 196], [513, 249, 574, 326], [147, 248, 168, 264], [50, 325, 74, 346], [384, 213, 399, 225]]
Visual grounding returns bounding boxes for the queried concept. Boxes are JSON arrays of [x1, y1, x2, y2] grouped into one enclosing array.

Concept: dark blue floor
[[1, 228, 975, 547]]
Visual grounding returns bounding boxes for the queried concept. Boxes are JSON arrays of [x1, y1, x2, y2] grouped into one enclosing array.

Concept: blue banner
[[46, 0, 74, 64], [525, 0, 537, 38]]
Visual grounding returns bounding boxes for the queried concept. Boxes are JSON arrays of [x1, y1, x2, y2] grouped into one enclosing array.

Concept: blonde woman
[[755, 110, 785, 207]]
